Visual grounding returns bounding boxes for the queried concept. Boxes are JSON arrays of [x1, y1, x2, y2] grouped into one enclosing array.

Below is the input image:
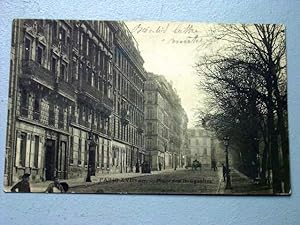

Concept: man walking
[[11, 173, 31, 193]]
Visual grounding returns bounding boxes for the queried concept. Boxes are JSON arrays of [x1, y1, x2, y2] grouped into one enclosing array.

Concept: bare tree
[[196, 24, 289, 193]]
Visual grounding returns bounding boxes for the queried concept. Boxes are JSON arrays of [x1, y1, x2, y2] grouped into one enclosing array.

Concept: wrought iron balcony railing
[[21, 60, 54, 88], [32, 111, 40, 121], [20, 106, 28, 117]]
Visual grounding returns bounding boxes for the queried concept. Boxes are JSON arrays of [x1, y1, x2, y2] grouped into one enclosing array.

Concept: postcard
[[3, 19, 290, 195]]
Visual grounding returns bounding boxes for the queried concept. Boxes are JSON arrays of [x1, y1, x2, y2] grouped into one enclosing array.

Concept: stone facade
[[188, 128, 212, 167], [144, 73, 188, 171], [4, 19, 145, 185]]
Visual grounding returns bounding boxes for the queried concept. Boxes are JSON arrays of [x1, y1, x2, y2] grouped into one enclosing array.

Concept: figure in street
[[45, 177, 68, 193], [222, 163, 227, 182], [211, 160, 217, 171], [10, 173, 31, 193], [135, 162, 140, 173]]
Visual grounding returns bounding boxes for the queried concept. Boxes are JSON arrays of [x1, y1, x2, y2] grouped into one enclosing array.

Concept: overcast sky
[[125, 21, 214, 128]]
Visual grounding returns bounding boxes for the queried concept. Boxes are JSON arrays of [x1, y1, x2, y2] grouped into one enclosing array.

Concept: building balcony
[[120, 109, 130, 126], [19, 106, 28, 117], [48, 117, 56, 127], [21, 60, 55, 90], [52, 38, 60, 48], [100, 96, 113, 115], [78, 81, 101, 102], [137, 127, 144, 134], [137, 122, 145, 134], [55, 79, 75, 99], [61, 44, 69, 55], [32, 111, 40, 121], [72, 43, 79, 55], [78, 118, 91, 129], [77, 81, 113, 116], [58, 120, 65, 129]]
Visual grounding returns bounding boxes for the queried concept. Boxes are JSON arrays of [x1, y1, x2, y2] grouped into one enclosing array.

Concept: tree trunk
[[260, 139, 268, 184], [274, 87, 290, 193], [266, 74, 282, 193]]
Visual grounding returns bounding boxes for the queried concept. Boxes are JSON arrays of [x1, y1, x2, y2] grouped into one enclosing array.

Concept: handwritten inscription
[[131, 23, 202, 35], [163, 35, 202, 44], [130, 23, 204, 46], [131, 23, 170, 34]]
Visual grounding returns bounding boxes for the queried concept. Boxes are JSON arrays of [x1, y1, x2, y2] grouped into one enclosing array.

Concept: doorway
[[45, 139, 56, 180], [88, 144, 96, 176]]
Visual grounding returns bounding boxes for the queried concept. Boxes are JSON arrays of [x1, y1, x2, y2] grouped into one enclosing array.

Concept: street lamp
[[223, 136, 232, 189], [164, 142, 167, 170], [86, 130, 96, 182], [254, 137, 260, 180]]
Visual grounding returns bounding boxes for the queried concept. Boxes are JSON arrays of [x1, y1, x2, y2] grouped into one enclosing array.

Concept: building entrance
[[88, 144, 96, 176], [45, 139, 56, 180]]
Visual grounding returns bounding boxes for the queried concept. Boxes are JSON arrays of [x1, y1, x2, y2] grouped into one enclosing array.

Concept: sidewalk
[[4, 168, 182, 193], [217, 168, 273, 195]]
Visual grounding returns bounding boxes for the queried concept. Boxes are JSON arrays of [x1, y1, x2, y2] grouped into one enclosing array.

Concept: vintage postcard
[[3, 19, 290, 195]]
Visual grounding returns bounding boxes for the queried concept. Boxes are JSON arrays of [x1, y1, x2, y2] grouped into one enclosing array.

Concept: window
[[203, 148, 207, 156], [24, 38, 31, 61], [48, 104, 55, 126], [96, 144, 100, 167], [60, 63, 68, 81], [58, 107, 64, 129], [58, 141, 66, 172], [106, 145, 110, 168], [147, 107, 154, 119], [51, 57, 57, 74], [91, 72, 95, 87], [101, 145, 104, 167], [84, 140, 87, 166], [20, 89, 28, 116], [36, 45, 43, 65], [147, 122, 153, 134], [33, 136, 39, 167], [70, 136, 74, 164], [33, 98, 40, 120], [52, 21, 58, 40], [59, 27, 66, 44], [19, 132, 27, 167], [78, 138, 82, 165], [86, 39, 90, 56]]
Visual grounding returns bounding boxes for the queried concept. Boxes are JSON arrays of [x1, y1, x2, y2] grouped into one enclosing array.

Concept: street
[[70, 168, 221, 194]]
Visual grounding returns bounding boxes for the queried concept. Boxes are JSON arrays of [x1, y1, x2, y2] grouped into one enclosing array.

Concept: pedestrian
[[135, 162, 140, 173], [222, 163, 227, 182], [45, 177, 68, 193], [211, 161, 215, 171], [158, 162, 162, 171], [11, 173, 31, 193]]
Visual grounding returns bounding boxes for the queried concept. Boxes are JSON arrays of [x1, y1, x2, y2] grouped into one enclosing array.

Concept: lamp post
[[169, 140, 174, 169], [223, 136, 231, 189], [164, 143, 167, 170], [147, 137, 152, 173], [86, 130, 96, 182], [254, 137, 260, 180]]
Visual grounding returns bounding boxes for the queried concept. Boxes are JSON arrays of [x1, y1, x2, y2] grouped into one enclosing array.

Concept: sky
[[125, 21, 214, 128]]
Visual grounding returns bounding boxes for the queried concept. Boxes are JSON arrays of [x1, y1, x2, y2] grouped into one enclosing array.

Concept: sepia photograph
[[3, 19, 290, 195]]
